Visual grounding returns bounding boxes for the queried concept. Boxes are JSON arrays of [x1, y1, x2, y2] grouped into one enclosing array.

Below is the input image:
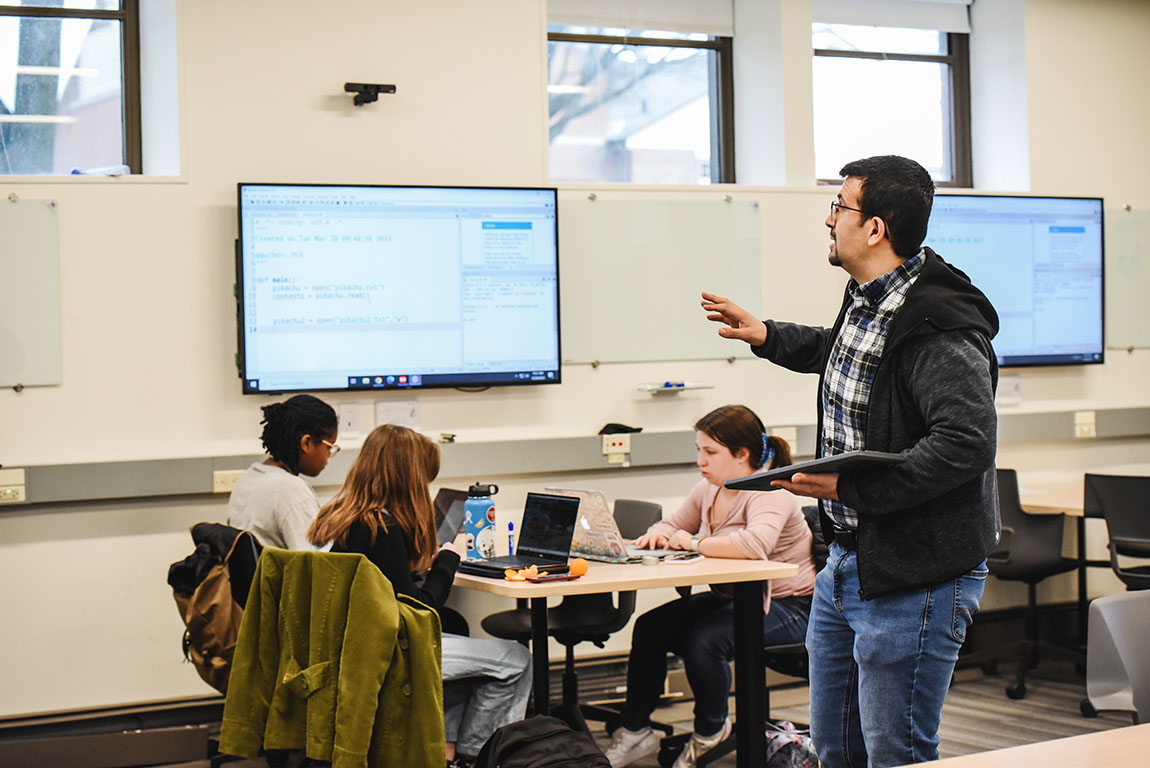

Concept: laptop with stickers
[[545, 487, 680, 563]]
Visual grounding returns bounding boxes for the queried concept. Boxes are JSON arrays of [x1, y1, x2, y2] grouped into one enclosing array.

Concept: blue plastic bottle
[[464, 482, 499, 560]]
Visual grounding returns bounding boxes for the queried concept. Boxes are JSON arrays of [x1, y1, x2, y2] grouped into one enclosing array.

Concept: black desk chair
[[976, 468, 1082, 699], [1084, 474, 1150, 591], [480, 498, 664, 732]]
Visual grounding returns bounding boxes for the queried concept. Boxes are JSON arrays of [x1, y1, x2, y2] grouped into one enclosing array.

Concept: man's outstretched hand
[[701, 291, 767, 347]]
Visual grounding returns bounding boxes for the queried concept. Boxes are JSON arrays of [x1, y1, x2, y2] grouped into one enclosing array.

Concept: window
[[812, 23, 971, 187], [547, 26, 734, 185], [0, 0, 139, 175]]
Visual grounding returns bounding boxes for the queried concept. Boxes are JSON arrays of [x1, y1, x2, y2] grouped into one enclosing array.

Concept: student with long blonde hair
[[307, 424, 530, 768]]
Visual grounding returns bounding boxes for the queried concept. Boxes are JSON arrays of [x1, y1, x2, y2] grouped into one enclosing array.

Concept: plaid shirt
[[822, 249, 925, 529]]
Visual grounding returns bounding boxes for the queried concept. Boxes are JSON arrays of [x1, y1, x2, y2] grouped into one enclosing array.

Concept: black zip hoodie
[[756, 247, 1001, 599]]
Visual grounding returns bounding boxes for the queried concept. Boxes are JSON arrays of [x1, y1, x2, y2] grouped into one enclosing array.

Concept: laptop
[[456, 492, 580, 577], [434, 488, 469, 546], [546, 487, 681, 563]]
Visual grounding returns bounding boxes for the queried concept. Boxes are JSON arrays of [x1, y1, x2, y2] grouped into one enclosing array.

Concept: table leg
[[732, 580, 766, 768], [531, 596, 550, 716], [1077, 516, 1088, 646]]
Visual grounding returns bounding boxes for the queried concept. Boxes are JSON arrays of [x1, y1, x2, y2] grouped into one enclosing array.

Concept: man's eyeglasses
[[830, 201, 865, 218], [322, 439, 341, 456]]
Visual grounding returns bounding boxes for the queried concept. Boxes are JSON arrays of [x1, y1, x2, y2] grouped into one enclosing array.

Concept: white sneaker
[[603, 726, 659, 768], [671, 718, 733, 768]]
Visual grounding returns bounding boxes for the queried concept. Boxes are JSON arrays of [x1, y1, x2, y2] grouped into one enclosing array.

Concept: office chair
[[976, 468, 1082, 700], [480, 499, 664, 733], [1080, 590, 1150, 723], [1084, 474, 1150, 591]]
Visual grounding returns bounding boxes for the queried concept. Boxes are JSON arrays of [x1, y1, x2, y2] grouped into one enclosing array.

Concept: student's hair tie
[[760, 434, 775, 468]]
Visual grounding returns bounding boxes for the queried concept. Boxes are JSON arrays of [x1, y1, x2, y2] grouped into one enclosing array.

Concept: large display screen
[[924, 195, 1104, 367], [236, 184, 561, 394]]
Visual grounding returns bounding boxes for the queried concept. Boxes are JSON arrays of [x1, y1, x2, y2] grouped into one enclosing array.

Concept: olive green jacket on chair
[[219, 548, 444, 768]]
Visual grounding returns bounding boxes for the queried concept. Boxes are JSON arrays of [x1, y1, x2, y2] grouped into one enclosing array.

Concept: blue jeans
[[806, 543, 987, 768], [441, 633, 532, 756], [621, 590, 811, 735]]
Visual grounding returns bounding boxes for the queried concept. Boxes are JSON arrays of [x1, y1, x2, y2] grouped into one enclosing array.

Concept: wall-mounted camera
[[344, 82, 396, 107]]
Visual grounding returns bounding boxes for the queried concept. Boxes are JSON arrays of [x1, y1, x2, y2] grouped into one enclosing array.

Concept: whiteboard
[[0, 198, 62, 388], [1105, 208, 1150, 350], [559, 197, 762, 364]]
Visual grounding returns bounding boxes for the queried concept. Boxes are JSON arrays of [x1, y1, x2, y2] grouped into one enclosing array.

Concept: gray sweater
[[756, 248, 1001, 599]]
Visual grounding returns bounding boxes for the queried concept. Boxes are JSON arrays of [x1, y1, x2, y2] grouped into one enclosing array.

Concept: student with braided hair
[[604, 404, 816, 768], [227, 394, 338, 550]]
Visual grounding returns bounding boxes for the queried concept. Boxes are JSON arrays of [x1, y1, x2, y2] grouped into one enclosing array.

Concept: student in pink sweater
[[604, 404, 816, 768]]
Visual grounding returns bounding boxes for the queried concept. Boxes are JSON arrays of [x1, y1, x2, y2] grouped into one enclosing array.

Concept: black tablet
[[725, 450, 907, 491]]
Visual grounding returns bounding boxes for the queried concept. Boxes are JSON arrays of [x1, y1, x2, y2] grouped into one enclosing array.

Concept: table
[[455, 557, 799, 768], [892, 723, 1150, 768]]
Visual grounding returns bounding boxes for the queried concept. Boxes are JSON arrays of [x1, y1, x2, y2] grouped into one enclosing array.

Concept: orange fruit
[[568, 557, 589, 576]]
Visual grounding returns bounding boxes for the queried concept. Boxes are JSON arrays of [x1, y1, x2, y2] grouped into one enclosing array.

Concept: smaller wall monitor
[[925, 194, 1104, 367], [236, 184, 561, 394]]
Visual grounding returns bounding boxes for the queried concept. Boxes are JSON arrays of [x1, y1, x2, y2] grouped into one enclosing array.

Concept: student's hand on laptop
[[666, 530, 695, 550], [632, 531, 669, 550]]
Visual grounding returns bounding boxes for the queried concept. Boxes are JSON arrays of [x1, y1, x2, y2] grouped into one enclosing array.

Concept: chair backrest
[[988, 469, 1071, 583], [1086, 590, 1150, 721], [613, 498, 663, 540], [547, 498, 657, 645], [1084, 473, 1150, 589]]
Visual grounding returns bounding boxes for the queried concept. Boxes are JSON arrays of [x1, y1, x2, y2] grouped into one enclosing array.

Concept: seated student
[[227, 394, 338, 550], [307, 424, 531, 768], [605, 404, 817, 768]]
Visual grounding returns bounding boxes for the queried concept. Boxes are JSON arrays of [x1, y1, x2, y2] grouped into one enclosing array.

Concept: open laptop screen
[[518, 492, 581, 559], [434, 488, 469, 545]]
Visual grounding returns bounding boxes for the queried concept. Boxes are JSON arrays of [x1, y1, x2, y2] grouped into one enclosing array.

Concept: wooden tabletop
[[894, 723, 1150, 768], [453, 556, 798, 598], [1017, 463, 1150, 515]]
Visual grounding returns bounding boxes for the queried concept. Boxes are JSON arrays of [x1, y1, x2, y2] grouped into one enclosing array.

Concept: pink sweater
[[646, 479, 816, 612]]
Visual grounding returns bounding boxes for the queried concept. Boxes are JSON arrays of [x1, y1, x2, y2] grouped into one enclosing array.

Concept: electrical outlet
[[212, 470, 245, 493], [0, 485, 26, 503], [339, 403, 360, 435], [1074, 410, 1097, 439], [602, 433, 631, 455]]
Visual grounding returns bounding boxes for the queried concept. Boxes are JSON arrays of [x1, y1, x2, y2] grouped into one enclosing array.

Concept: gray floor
[[586, 660, 1134, 767], [167, 661, 1134, 767]]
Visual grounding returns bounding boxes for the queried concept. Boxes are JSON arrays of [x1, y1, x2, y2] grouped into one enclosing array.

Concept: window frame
[[0, 0, 141, 174], [547, 30, 736, 184], [813, 31, 971, 188]]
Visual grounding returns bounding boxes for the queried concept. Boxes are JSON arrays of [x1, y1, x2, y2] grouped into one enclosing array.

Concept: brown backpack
[[168, 523, 262, 694]]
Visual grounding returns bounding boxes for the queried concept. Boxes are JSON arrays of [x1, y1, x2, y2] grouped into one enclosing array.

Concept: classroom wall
[[0, 0, 1148, 717]]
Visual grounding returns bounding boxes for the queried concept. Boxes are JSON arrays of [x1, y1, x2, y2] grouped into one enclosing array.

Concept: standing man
[[702, 155, 1000, 768]]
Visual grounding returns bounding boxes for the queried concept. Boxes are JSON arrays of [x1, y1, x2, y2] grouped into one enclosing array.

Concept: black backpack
[[473, 716, 610, 768]]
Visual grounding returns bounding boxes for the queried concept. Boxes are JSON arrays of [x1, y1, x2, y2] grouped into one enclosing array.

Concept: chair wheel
[[979, 659, 998, 675], [1080, 698, 1099, 718], [1006, 682, 1027, 700]]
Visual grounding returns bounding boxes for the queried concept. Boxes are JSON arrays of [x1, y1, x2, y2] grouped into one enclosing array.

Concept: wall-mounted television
[[924, 194, 1104, 367], [236, 184, 561, 394]]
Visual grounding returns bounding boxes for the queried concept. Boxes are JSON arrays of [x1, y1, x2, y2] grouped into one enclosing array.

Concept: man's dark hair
[[259, 394, 337, 474], [839, 155, 935, 259]]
